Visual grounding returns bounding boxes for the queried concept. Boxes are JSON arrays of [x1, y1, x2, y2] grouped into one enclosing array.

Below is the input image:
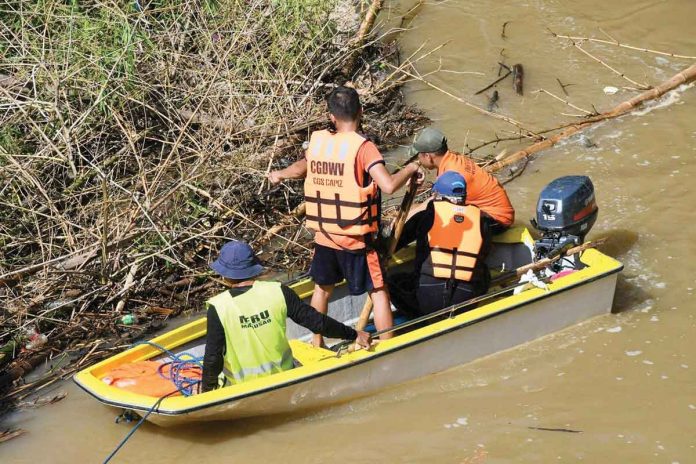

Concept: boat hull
[[73, 228, 623, 426], [149, 270, 618, 426]]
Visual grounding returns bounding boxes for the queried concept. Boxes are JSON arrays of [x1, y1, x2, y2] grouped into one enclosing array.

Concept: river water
[[2, 1, 695, 462]]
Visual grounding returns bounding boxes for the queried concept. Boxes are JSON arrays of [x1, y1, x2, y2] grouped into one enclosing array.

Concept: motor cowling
[[531, 175, 598, 263]]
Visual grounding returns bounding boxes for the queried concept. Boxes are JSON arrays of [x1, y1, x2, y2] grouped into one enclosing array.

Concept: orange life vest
[[304, 130, 379, 236], [438, 151, 514, 227], [424, 201, 483, 282]]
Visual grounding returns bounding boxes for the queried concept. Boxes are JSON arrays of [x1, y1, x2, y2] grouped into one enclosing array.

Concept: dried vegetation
[[0, 0, 426, 409]]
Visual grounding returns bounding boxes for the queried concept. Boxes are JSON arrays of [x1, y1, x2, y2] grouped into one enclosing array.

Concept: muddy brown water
[[3, 1, 695, 462]]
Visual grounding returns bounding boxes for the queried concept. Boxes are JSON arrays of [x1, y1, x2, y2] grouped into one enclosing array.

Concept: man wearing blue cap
[[201, 240, 371, 392], [389, 171, 492, 316]]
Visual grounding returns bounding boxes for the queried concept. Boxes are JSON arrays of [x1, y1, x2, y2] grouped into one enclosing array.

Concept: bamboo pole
[[485, 64, 696, 173], [548, 31, 696, 60], [356, 175, 419, 332]]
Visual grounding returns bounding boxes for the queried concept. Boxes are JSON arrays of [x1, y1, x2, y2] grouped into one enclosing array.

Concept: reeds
[[0, 0, 426, 405]]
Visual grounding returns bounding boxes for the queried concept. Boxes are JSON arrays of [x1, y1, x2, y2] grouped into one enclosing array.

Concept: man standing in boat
[[389, 171, 492, 316], [268, 86, 423, 346], [201, 240, 371, 392], [408, 128, 514, 234]]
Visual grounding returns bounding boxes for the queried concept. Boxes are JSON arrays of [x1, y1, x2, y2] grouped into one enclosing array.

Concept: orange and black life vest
[[304, 130, 379, 236], [423, 200, 483, 282]]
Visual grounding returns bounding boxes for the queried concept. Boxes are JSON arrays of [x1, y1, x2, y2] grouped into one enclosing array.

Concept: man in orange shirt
[[268, 86, 423, 346], [408, 128, 514, 233]]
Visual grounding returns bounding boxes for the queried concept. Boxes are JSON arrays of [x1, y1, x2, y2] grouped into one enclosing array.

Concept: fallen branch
[[532, 88, 595, 115], [474, 70, 511, 95], [556, 78, 574, 95], [572, 42, 651, 90], [385, 62, 543, 139], [342, 0, 383, 76], [548, 30, 696, 60], [0, 428, 27, 443], [485, 64, 696, 173], [512, 64, 524, 95]]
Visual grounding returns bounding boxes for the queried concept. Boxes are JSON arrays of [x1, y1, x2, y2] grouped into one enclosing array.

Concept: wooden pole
[[342, 0, 384, 77], [489, 239, 606, 286], [485, 64, 696, 173], [355, 175, 418, 331]]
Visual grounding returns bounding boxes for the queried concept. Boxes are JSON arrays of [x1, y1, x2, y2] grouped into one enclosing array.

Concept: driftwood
[[342, 0, 383, 77], [486, 90, 499, 111], [485, 64, 696, 173], [548, 30, 696, 60], [571, 43, 650, 90], [474, 71, 511, 95], [0, 428, 27, 443], [387, 63, 542, 139], [512, 64, 524, 95], [532, 88, 594, 116]]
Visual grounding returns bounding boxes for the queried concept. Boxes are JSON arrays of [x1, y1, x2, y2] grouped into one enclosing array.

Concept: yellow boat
[[73, 226, 623, 426]]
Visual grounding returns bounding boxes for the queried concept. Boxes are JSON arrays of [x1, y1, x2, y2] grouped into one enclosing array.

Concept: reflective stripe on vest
[[207, 281, 293, 385], [221, 349, 294, 383], [425, 201, 483, 282], [304, 130, 379, 235]]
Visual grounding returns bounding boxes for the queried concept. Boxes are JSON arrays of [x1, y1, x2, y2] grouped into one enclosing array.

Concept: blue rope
[[133, 340, 203, 396], [103, 341, 204, 462], [103, 392, 174, 463]]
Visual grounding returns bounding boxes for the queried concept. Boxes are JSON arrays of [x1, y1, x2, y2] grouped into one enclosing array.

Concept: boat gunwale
[[73, 257, 623, 417]]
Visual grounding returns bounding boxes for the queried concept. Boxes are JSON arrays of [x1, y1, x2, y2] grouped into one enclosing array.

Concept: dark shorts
[[309, 243, 385, 295]]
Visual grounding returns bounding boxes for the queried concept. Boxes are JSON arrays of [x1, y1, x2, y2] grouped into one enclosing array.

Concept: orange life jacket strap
[[306, 191, 378, 229], [305, 195, 376, 209], [431, 263, 477, 272], [431, 246, 476, 280], [429, 246, 479, 259]]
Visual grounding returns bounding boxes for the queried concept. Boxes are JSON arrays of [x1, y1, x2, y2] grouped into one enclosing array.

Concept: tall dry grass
[[0, 0, 425, 402]]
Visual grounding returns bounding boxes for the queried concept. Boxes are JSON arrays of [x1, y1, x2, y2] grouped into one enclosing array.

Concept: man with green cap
[[408, 127, 514, 233], [201, 240, 370, 391]]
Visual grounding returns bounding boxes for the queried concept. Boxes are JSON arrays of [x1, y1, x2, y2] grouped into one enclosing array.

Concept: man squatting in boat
[[268, 86, 424, 347], [389, 171, 492, 317], [201, 240, 371, 392], [407, 127, 515, 234]]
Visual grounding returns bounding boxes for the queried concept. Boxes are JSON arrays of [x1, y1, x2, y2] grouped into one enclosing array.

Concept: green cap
[[408, 128, 448, 156]]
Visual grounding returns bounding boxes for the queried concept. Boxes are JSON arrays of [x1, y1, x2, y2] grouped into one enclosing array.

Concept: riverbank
[[0, 0, 426, 415]]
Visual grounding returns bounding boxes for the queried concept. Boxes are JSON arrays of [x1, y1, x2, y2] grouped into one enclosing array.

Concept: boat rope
[[103, 390, 178, 463], [135, 340, 203, 396], [103, 341, 203, 463]]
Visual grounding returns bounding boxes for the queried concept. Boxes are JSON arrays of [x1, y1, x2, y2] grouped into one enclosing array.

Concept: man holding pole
[[268, 86, 423, 346]]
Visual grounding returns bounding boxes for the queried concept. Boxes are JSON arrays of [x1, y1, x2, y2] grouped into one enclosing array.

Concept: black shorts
[[309, 243, 385, 295]]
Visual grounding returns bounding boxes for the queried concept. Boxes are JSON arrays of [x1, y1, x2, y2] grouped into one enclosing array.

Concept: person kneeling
[[202, 240, 370, 392], [389, 171, 492, 317]]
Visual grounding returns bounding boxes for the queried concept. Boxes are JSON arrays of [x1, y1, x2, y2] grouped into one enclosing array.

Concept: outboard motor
[[531, 176, 598, 270]]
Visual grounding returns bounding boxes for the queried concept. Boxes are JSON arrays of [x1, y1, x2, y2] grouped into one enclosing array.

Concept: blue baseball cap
[[210, 240, 264, 280], [433, 171, 467, 198]]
